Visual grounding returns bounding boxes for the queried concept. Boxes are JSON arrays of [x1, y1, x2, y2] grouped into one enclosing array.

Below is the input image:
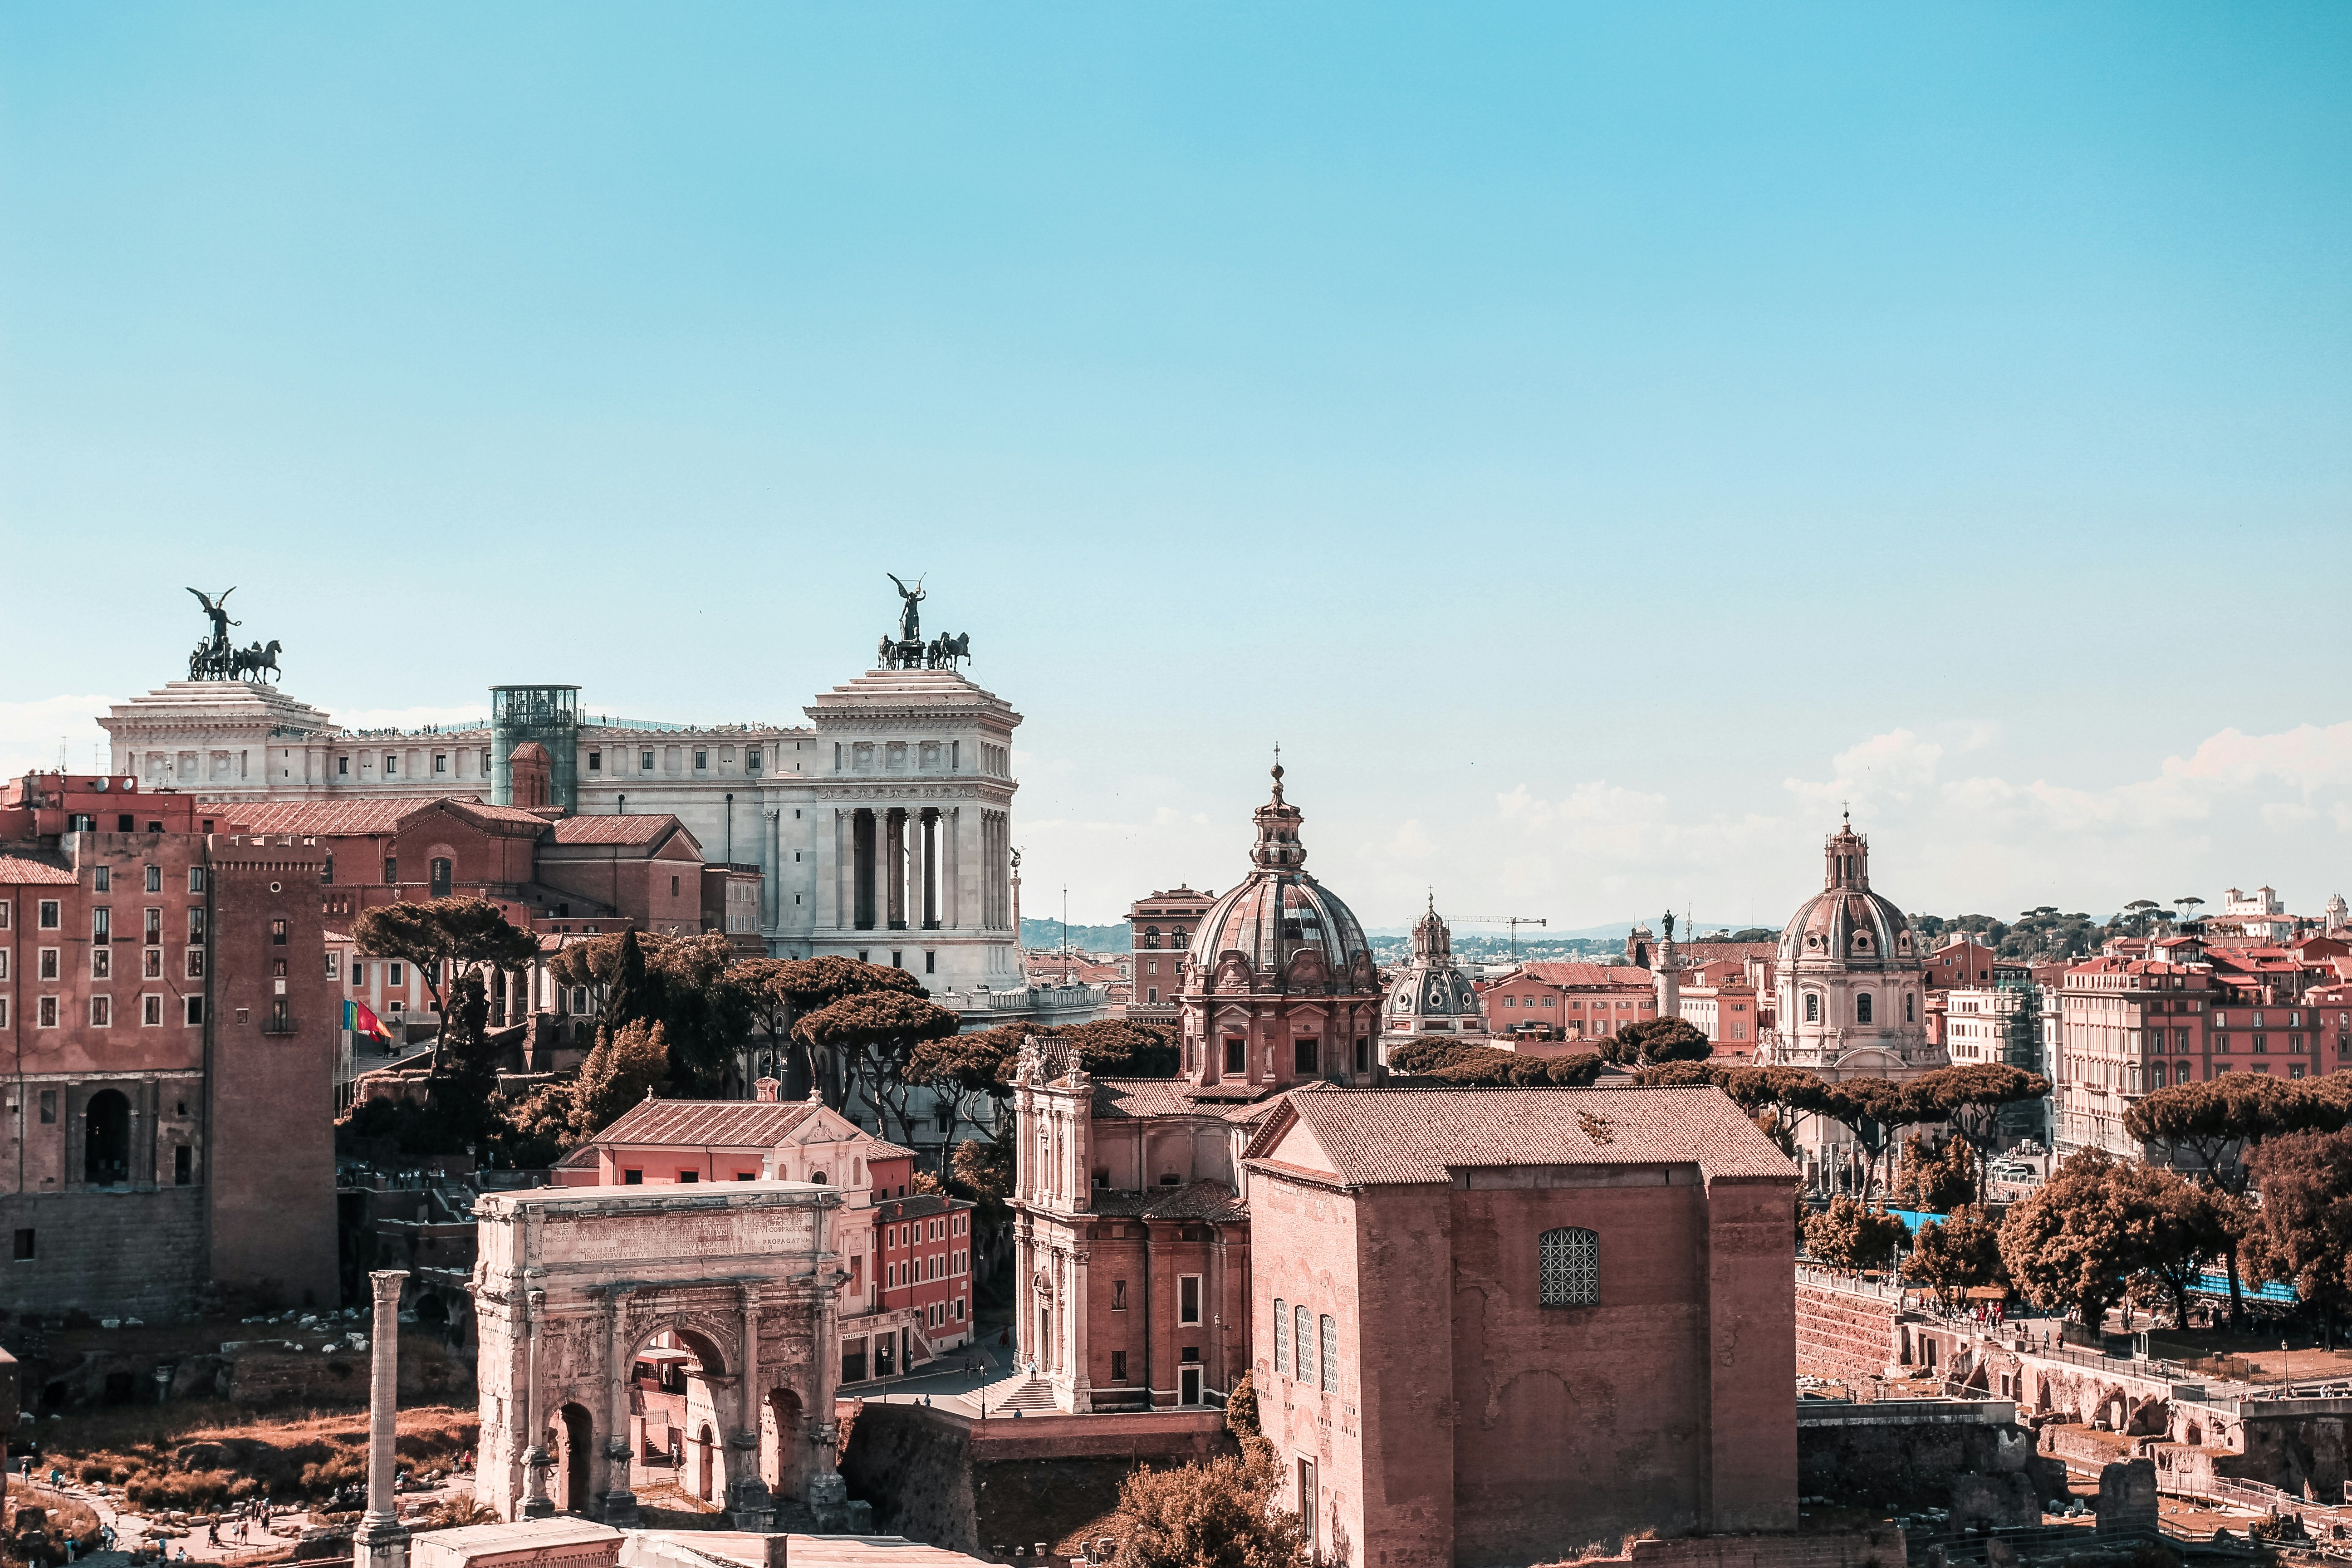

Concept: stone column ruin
[[354, 1269, 411, 1568]]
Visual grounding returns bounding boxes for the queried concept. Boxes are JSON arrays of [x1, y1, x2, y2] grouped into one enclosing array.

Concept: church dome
[[1383, 897, 1486, 1030], [1779, 818, 1919, 970], [1189, 764, 1373, 989]]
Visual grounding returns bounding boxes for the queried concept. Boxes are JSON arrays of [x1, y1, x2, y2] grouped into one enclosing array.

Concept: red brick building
[[1926, 937, 1998, 990], [1244, 1086, 1799, 1563], [1128, 885, 1215, 1022], [0, 773, 338, 1316], [1009, 1037, 1274, 1412], [551, 1088, 980, 1381], [875, 1192, 976, 1355], [1178, 766, 1381, 1088], [1479, 962, 1659, 1049]]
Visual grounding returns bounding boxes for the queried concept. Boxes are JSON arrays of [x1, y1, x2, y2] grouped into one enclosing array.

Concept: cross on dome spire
[[1250, 753, 1305, 870]]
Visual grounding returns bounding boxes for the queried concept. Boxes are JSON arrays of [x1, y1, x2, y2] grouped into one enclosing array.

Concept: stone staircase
[[971, 1371, 1059, 1414]]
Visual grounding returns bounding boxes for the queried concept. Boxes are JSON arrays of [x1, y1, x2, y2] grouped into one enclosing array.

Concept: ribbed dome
[[1779, 818, 1919, 969], [1386, 899, 1484, 1025], [1188, 764, 1372, 990]]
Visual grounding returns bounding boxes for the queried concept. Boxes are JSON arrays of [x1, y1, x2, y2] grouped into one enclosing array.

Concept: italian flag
[[344, 999, 393, 1044]]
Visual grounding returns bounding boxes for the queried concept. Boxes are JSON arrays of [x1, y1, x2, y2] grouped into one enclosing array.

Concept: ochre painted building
[[1244, 1086, 1800, 1567]]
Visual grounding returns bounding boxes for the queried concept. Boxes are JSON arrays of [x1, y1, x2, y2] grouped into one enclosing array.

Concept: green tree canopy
[[792, 990, 962, 1144], [1599, 1016, 1712, 1068], [2242, 1128, 2352, 1333], [1906, 1204, 2006, 1312], [1998, 1151, 2226, 1329], [351, 896, 542, 1073], [1803, 1195, 1907, 1273], [1109, 1451, 1303, 1568]]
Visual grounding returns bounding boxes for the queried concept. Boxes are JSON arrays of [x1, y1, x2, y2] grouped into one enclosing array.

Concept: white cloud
[[0, 695, 122, 779]]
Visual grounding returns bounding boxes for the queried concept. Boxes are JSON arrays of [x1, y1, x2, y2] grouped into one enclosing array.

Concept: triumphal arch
[[471, 1181, 862, 1529]]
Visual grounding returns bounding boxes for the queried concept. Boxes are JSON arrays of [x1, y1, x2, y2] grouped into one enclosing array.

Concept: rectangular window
[[1274, 1298, 1288, 1371], [1298, 1460, 1317, 1547], [270, 918, 287, 945], [1179, 1274, 1202, 1325], [433, 753, 448, 774], [695, 750, 709, 769], [188, 907, 206, 945], [0, 902, 8, 929], [324, 952, 340, 980], [677, 1170, 699, 1183], [144, 907, 161, 943], [88, 996, 109, 1027], [1110, 1349, 1128, 1383], [186, 948, 205, 979], [352, 961, 367, 987], [189, 867, 206, 893], [588, 750, 602, 772], [185, 995, 204, 1025], [143, 995, 162, 1026], [90, 947, 110, 980], [11, 1229, 31, 1261], [1320, 1314, 1338, 1393], [1294, 1039, 1318, 1074], [338, 755, 350, 776], [38, 949, 58, 981], [0, 951, 8, 980], [92, 866, 110, 892], [38, 900, 60, 929], [384, 754, 398, 776], [174, 1146, 192, 1185], [36, 997, 57, 1030], [622, 1169, 643, 1185], [38, 1090, 55, 1123], [388, 962, 404, 987], [1224, 1036, 1246, 1074]]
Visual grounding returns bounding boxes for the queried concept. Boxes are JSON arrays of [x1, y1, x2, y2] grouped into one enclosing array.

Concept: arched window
[[1804, 993, 1820, 1024], [1319, 1315, 1338, 1392], [430, 858, 453, 897], [1144, 926, 1161, 949], [1539, 1227, 1599, 1307], [1905, 992, 1916, 1024], [1273, 1298, 1288, 1373], [1293, 1304, 1314, 1383], [1857, 993, 1874, 1024], [1173, 928, 1188, 949]]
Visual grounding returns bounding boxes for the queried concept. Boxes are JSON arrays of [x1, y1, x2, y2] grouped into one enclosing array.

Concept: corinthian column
[[354, 1270, 411, 1568]]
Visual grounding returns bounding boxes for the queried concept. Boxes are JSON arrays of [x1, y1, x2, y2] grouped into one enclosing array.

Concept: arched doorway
[[627, 1325, 731, 1508], [552, 1404, 594, 1514], [84, 1090, 131, 1186], [696, 1424, 715, 1502]]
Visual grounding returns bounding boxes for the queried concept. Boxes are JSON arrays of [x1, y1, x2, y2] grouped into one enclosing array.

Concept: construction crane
[[1470, 916, 1548, 960]]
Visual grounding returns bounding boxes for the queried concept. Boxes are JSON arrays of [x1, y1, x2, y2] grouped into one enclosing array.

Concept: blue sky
[[4, 5, 2347, 929]]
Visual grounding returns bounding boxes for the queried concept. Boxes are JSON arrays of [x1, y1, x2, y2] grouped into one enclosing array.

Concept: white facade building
[[1759, 818, 1946, 1173], [100, 603, 1098, 1029]]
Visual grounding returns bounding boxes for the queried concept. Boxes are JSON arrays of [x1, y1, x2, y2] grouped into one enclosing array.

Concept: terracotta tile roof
[[441, 799, 561, 833], [1088, 1179, 1247, 1223], [545, 814, 686, 847], [1247, 1086, 1796, 1186], [1511, 963, 1657, 989], [0, 851, 75, 885], [1090, 1078, 1277, 1121], [203, 797, 446, 836], [579, 1098, 823, 1148], [878, 1193, 971, 1220]]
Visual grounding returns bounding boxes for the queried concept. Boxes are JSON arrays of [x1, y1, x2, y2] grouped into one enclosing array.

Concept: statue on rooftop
[[887, 573, 926, 643], [186, 587, 246, 681]]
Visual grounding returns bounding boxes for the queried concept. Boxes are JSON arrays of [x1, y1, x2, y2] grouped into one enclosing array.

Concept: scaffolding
[[490, 684, 581, 811]]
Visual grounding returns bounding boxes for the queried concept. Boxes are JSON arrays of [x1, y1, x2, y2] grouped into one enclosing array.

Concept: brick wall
[[834, 1401, 1231, 1555], [1794, 1275, 1899, 1392], [1542, 1526, 1907, 1568], [0, 1187, 206, 1318]]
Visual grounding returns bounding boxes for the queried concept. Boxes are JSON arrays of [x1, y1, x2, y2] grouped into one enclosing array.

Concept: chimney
[[754, 1077, 781, 1103], [354, 1269, 411, 1568]]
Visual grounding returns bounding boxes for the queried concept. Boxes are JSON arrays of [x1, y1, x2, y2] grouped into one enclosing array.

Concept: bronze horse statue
[[232, 639, 283, 683]]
